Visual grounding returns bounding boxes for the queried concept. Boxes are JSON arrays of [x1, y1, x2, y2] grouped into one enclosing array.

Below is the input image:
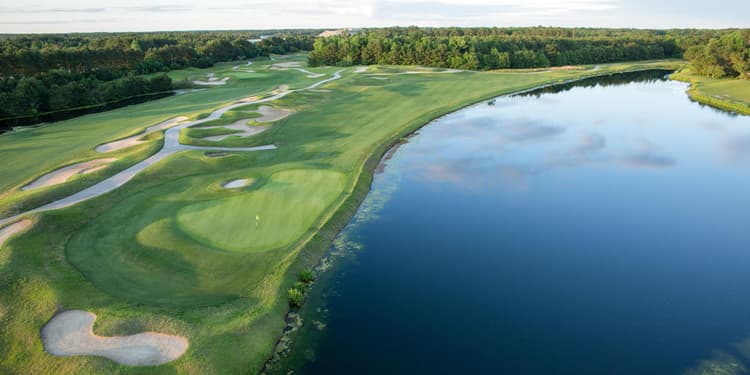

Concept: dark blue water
[[274, 73, 750, 374]]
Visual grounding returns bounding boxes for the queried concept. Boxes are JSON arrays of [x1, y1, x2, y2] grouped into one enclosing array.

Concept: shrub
[[298, 269, 315, 284], [287, 288, 305, 308]]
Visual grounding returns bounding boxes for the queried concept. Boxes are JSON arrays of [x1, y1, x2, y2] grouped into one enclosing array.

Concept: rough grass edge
[[671, 70, 750, 116]]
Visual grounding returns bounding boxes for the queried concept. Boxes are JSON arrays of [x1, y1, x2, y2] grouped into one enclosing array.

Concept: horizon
[[1, 0, 747, 34]]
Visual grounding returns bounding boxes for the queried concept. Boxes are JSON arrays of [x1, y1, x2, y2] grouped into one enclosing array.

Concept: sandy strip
[[255, 106, 292, 122], [174, 89, 205, 95], [196, 105, 288, 141], [192, 77, 229, 86], [200, 121, 269, 142], [223, 178, 251, 189], [42, 310, 188, 366], [354, 66, 368, 73], [271, 62, 301, 68], [96, 116, 189, 153], [0, 220, 32, 248], [22, 159, 116, 191], [365, 68, 462, 76]]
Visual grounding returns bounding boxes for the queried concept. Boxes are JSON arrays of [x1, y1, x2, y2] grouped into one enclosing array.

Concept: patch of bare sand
[[0, 220, 32, 248], [194, 106, 288, 141], [192, 77, 229, 86], [223, 178, 253, 189], [96, 116, 189, 153], [255, 105, 292, 122], [42, 310, 188, 366], [365, 68, 462, 76], [22, 159, 116, 191], [200, 120, 269, 142], [271, 61, 302, 68], [354, 66, 368, 73]]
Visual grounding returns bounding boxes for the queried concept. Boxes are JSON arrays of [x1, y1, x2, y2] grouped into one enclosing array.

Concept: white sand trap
[[96, 116, 189, 153], [173, 89, 205, 95], [354, 66, 368, 73], [200, 120, 269, 142], [0, 220, 32, 248], [223, 178, 252, 189], [42, 310, 188, 366], [192, 77, 229, 86], [22, 158, 116, 191], [255, 105, 292, 122], [272, 61, 302, 68]]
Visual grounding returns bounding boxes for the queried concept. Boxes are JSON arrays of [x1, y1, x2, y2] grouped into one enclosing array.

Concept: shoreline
[[259, 64, 684, 373], [670, 71, 750, 116]]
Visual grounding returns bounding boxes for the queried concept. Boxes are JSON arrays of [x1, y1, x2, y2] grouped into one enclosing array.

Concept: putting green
[[176, 169, 345, 253]]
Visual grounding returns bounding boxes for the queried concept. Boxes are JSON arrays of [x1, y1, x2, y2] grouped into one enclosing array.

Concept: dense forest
[[307, 27, 744, 71], [684, 30, 750, 78], [0, 30, 317, 127]]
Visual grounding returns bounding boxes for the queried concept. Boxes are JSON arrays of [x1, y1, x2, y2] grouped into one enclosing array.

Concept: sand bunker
[[223, 178, 252, 189], [200, 120, 269, 142], [354, 66, 368, 73], [96, 116, 189, 153], [195, 106, 287, 141], [272, 62, 301, 68], [0, 220, 32, 248], [22, 159, 116, 191], [255, 105, 292, 122], [42, 310, 188, 366], [192, 77, 229, 86]]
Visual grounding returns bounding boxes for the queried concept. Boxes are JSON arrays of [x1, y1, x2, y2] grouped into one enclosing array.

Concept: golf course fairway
[[0, 55, 682, 373]]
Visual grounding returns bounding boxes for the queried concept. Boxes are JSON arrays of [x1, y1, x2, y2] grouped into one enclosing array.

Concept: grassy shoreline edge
[[259, 63, 685, 372], [670, 70, 750, 116]]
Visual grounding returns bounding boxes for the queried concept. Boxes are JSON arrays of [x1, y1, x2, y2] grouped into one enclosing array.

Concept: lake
[[272, 71, 750, 374]]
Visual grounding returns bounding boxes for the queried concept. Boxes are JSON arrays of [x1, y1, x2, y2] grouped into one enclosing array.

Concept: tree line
[[0, 30, 317, 128], [684, 30, 750, 78], [307, 27, 693, 69]]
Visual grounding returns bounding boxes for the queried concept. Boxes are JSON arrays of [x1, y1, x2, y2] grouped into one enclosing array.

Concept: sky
[[0, 0, 747, 33]]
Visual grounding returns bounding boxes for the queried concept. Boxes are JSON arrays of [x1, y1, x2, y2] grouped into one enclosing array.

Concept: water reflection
[[275, 71, 750, 375]]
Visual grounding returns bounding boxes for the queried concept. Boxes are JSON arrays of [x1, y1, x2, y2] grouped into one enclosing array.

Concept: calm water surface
[[274, 72, 750, 374]]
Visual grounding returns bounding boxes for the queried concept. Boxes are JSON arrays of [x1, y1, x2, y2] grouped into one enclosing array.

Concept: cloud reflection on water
[[407, 110, 684, 189]]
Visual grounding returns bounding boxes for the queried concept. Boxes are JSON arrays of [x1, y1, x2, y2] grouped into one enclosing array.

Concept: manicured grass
[[177, 169, 345, 253], [671, 69, 750, 115], [0, 58, 683, 374]]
